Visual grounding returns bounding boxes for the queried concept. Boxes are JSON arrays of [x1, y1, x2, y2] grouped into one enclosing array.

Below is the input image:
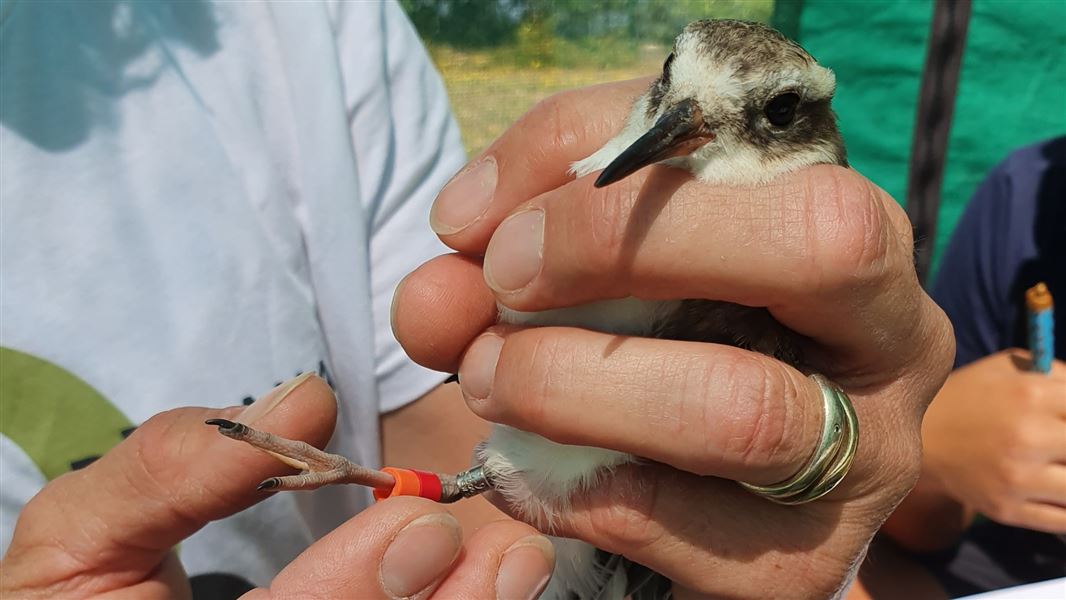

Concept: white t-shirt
[[0, 0, 463, 591]]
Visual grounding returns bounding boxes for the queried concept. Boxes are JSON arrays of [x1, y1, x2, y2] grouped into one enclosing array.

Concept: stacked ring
[[373, 467, 444, 502], [739, 374, 859, 505]]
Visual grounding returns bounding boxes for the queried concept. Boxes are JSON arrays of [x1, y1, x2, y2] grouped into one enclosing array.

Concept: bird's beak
[[594, 98, 715, 188]]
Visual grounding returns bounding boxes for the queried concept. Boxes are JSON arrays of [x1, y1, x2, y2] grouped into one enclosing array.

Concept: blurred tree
[[630, 0, 771, 43], [399, 0, 525, 47], [402, 0, 773, 48]]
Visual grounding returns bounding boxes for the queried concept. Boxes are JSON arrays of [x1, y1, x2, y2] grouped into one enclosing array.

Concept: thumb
[[1, 373, 336, 596]]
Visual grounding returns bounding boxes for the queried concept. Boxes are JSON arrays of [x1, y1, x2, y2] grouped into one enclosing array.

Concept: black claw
[[257, 478, 280, 491], [445, 373, 459, 384], [205, 418, 236, 428], [205, 419, 246, 436]]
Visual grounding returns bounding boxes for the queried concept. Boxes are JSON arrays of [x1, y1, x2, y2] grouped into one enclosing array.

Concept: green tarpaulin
[[775, 0, 1066, 281]]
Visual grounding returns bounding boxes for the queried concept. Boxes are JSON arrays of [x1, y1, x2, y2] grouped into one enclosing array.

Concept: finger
[[256, 497, 463, 600], [1007, 417, 1066, 462], [433, 520, 554, 600], [479, 164, 943, 381], [458, 326, 823, 485], [1013, 359, 1066, 419], [502, 462, 867, 598], [3, 374, 336, 595], [1009, 501, 1066, 534], [392, 253, 497, 373], [484, 165, 903, 309], [1035, 421, 1066, 462], [429, 78, 654, 253], [1027, 464, 1066, 505]]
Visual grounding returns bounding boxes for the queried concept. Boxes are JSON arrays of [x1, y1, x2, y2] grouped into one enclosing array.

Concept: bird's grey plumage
[[481, 20, 848, 599]]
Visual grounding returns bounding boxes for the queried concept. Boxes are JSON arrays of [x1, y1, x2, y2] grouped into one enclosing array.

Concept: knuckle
[[127, 411, 234, 528], [678, 358, 725, 473], [1003, 420, 1040, 454], [802, 167, 898, 293], [997, 463, 1028, 490], [714, 356, 795, 472], [518, 92, 579, 158], [508, 330, 567, 426], [125, 414, 197, 510], [550, 177, 641, 291], [581, 181, 632, 262], [1016, 385, 1042, 410], [128, 410, 185, 476], [924, 303, 957, 389]]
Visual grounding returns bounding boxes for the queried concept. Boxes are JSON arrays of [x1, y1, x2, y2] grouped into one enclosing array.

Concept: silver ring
[[739, 374, 859, 505]]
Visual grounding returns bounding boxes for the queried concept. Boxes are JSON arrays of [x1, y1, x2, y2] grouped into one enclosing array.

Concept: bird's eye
[[661, 53, 675, 84], [765, 92, 800, 127]]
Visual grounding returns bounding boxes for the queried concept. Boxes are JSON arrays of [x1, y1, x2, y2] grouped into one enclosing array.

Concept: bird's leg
[[205, 419, 395, 492]]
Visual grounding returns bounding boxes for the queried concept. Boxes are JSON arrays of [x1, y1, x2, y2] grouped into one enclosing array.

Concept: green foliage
[[499, 15, 642, 69], [402, 0, 775, 65], [399, 0, 524, 47], [514, 12, 556, 63], [536, 0, 774, 45]]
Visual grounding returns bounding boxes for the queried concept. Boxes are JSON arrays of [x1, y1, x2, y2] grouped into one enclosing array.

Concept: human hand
[[0, 375, 555, 600], [391, 79, 955, 598], [921, 350, 1066, 533]]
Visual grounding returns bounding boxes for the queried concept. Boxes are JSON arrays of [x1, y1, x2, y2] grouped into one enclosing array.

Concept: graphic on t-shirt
[[0, 347, 133, 479]]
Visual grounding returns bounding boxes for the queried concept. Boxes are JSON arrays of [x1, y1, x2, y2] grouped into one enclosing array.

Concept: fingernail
[[380, 513, 462, 599], [483, 209, 544, 293], [496, 535, 555, 600], [431, 157, 498, 235], [239, 372, 316, 423], [459, 333, 504, 401]]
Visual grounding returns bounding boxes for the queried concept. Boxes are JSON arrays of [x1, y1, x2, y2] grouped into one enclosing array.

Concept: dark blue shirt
[[925, 137, 1066, 595], [933, 137, 1066, 367]]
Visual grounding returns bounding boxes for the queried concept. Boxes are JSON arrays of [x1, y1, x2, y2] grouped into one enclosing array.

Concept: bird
[[208, 19, 847, 600], [481, 18, 846, 598]]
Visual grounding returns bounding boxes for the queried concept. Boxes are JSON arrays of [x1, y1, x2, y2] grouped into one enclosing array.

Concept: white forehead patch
[[670, 27, 836, 104], [672, 54, 744, 106], [670, 31, 743, 107]]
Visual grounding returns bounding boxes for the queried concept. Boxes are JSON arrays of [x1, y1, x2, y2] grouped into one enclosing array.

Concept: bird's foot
[[205, 419, 394, 492]]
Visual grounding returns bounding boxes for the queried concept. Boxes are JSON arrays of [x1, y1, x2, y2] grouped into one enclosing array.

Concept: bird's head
[[595, 20, 847, 188]]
